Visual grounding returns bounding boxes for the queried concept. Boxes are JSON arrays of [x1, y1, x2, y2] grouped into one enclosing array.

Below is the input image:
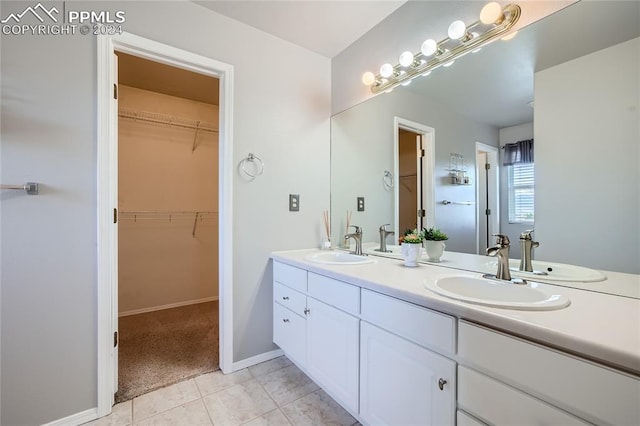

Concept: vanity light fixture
[[362, 2, 521, 94]]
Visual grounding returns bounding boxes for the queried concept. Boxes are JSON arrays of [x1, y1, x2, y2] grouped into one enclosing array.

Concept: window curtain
[[503, 139, 534, 166]]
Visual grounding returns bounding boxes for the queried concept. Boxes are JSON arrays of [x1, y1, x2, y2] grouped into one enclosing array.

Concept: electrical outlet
[[357, 197, 365, 212], [289, 194, 300, 212]]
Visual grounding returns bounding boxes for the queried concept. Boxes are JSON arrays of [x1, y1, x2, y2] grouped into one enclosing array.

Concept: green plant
[[401, 228, 423, 244], [422, 227, 448, 241]]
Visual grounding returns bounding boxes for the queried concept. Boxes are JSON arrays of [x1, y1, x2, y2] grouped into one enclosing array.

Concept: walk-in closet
[[115, 52, 220, 402]]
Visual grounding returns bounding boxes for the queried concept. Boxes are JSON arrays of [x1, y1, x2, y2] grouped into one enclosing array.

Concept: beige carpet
[[115, 301, 219, 403]]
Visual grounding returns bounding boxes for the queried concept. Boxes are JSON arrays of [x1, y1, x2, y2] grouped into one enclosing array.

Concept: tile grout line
[[193, 377, 216, 426]]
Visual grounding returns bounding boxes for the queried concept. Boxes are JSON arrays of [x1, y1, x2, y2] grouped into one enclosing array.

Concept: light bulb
[[401, 80, 411, 87], [443, 60, 455, 67], [421, 39, 438, 56], [480, 2, 502, 24], [448, 20, 466, 40], [380, 63, 394, 78], [399, 51, 414, 67], [501, 31, 518, 41], [422, 70, 432, 77], [361, 72, 375, 86]]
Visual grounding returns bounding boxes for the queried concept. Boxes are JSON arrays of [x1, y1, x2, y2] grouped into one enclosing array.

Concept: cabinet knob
[[438, 378, 447, 391], [282, 296, 290, 300], [304, 308, 310, 315], [283, 318, 290, 323]]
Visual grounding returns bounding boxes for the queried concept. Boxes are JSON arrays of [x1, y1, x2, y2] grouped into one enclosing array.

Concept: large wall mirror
[[331, 1, 639, 292]]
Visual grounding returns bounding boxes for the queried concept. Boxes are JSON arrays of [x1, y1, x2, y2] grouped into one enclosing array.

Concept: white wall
[[0, 1, 330, 424], [534, 37, 639, 273], [499, 122, 534, 259]]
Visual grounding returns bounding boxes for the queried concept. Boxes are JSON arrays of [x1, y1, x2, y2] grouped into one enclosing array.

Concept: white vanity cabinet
[[458, 321, 640, 425], [273, 252, 640, 426], [359, 289, 457, 425], [272, 262, 360, 413]]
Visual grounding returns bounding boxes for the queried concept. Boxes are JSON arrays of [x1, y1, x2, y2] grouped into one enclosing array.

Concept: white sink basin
[[425, 275, 570, 310], [305, 251, 375, 265], [485, 260, 606, 282]]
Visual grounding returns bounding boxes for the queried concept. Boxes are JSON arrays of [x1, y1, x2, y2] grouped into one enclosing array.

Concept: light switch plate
[[289, 194, 300, 212], [357, 197, 365, 212]]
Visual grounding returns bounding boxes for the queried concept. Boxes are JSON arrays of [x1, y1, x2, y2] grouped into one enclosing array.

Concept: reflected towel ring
[[383, 170, 394, 190], [239, 153, 264, 180]]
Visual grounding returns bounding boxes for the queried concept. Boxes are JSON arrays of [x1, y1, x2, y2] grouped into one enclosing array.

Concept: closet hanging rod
[[118, 109, 218, 133], [119, 210, 217, 216]]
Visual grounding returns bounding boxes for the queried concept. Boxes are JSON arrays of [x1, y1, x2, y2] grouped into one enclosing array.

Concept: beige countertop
[[271, 248, 640, 376]]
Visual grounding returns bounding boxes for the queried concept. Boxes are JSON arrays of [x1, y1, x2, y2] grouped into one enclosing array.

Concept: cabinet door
[[273, 302, 307, 368], [306, 297, 359, 413], [360, 322, 456, 426]]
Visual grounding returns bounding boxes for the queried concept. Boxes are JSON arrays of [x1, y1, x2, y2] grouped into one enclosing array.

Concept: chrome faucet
[[344, 225, 364, 255], [375, 224, 395, 253], [519, 229, 539, 272], [485, 234, 512, 281]]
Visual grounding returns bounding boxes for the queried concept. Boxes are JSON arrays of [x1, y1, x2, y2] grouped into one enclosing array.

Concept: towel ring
[[239, 153, 264, 180], [383, 170, 394, 190]]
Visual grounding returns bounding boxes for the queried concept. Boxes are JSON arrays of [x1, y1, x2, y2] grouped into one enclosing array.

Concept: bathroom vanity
[[271, 249, 640, 425]]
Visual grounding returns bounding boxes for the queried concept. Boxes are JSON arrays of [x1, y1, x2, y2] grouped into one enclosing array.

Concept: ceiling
[[117, 52, 220, 105], [194, 0, 406, 58]]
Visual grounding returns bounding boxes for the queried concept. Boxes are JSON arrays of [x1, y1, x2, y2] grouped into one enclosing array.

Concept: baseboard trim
[[42, 407, 98, 426], [119, 296, 219, 317], [232, 349, 284, 372]]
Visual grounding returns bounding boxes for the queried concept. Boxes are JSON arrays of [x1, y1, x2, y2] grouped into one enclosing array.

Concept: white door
[[476, 143, 499, 254], [360, 322, 456, 425], [111, 51, 119, 396], [306, 297, 359, 412]]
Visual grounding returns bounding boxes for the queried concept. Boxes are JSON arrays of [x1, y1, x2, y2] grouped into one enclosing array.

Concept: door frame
[[475, 142, 500, 254], [96, 32, 234, 416], [393, 117, 435, 238]]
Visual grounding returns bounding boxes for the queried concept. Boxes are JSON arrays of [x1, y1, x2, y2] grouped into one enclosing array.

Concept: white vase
[[424, 240, 446, 262], [401, 242, 422, 267]]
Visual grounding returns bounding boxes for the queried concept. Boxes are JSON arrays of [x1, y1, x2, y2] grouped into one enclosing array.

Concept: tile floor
[[86, 356, 359, 426]]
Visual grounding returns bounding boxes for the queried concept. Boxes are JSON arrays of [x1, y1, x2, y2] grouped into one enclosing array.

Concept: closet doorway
[[115, 52, 220, 402], [394, 117, 435, 237]]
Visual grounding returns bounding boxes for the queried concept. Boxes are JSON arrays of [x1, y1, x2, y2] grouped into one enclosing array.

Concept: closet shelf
[[119, 210, 217, 238], [118, 109, 218, 133]]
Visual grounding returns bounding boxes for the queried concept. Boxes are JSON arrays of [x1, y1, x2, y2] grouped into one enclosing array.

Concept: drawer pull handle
[[438, 378, 447, 391], [282, 296, 290, 300], [304, 308, 310, 316], [283, 318, 290, 323]]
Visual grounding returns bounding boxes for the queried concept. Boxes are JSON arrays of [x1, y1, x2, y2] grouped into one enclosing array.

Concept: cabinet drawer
[[274, 282, 306, 316], [273, 302, 306, 368], [458, 321, 640, 425], [458, 366, 588, 425], [308, 273, 359, 315], [273, 261, 307, 292], [361, 289, 455, 356]]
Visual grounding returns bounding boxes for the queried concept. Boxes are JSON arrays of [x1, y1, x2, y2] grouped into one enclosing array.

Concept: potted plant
[[421, 227, 448, 262], [400, 229, 423, 267]]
